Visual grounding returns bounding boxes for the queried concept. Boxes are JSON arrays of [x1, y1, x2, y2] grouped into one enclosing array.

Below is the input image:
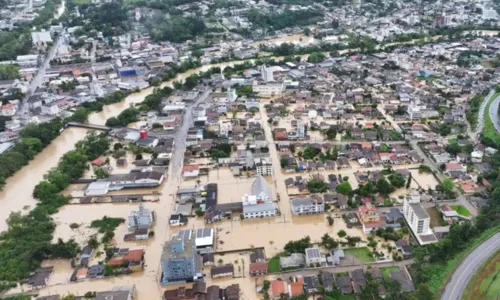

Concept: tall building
[[128, 204, 155, 231], [296, 120, 306, 139], [402, 191, 437, 245], [160, 237, 203, 285], [260, 65, 275, 82]]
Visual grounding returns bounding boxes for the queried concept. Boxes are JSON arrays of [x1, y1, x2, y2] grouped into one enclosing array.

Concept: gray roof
[[243, 202, 277, 213], [251, 175, 272, 199], [291, 197, 313, 206], [409, 202, 430, 219], [95, 290, 132, 300]]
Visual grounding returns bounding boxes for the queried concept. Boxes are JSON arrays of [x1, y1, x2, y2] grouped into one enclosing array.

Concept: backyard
[[380, 266, 400, 280], [344, 247, 374, 263], [451, 205, 472, 217]]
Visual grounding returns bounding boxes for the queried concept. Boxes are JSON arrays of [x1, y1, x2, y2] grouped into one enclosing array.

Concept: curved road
[[441, 233, 500, 300], [473, 90, 495, 140], [489, 93, 500, 134]]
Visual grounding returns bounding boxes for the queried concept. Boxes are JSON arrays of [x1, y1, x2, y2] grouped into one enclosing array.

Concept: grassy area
[[482, 92, 500, 146], [380, 266, 400, 280], [344, 247, 374, 263], [432, 225, 500, 297], [268, 252, 288, 273], [451, 205, 472, 217], [426, 207, 447, 227], [463, 250, 500, 300]]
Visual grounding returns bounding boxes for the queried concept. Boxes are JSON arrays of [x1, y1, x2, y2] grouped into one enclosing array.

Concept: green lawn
[[344, 247, 374, 263], [451, 205, 471, 217], [380, 266, 400, 280], [268, 252, 288, 273], [480, 260, 500, 298], [482, 92, 500, 147], [432, 225, 500, 297]]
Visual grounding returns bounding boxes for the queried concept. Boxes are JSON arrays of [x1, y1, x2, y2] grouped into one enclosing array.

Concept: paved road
[[473, 89, 496, 140], [19, 31, 66, 116], [488, 93, 500, 134], [169, 88, 211, 177], [441, 233, 500, 300]]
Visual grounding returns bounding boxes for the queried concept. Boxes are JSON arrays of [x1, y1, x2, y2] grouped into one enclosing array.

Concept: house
[[169, 214, 188, 227], [395, 239, 413, 258], [108, 249, 145, 271], [211, 264, 234, 279], [271, 280, 288, 299], [349, 269, 366, 293], [26, 267, 53, 288], [87, 264, 105, 278], [288, 277, 304, 298], [305, 247, 326, 267], [290, 197, 324, 215], [250, 248, 266, 263], [163, 282, 206, 300], [327, 249, 345, 265], [183, 165, 200, 178], [128, 204, 155, 231], [334, 274, 353, 294], [304, 275, 321, 293], [390, 268, 415, 292], [279, 253, 305, 269], [124, 228, 149, 241], [95, 286, 135, 300], [203, 253, 215, 266], [445, 163, 465, 173], [320, 271, 334, 291], [160, 237, 203, 285], [249, 262, 268, 276], [80, 245, 94, 259], [76, 268, 88, 280]]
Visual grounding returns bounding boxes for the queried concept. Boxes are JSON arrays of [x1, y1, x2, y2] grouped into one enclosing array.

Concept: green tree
[[284, 236, 311, 254], [307, 179, 328, 193], [320, 233, 338, 250], [280, 158, 289, 168], [440, 178, 455, 195], [94, 168, 109, 179], [0, 64, 19, 80], [376, 178, 394, 195], [307, 52, 326, 63], [337, 230, 347, 238], [336, 181, 352, 196], [388, 173, 405, 188]]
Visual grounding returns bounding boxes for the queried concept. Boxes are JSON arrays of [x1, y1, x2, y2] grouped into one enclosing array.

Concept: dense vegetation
[[0, 131, 109, 282], [65, 1, 129, 37], [247, 9, 323, 31], [0, 65, 20, 80], [146, 15, 206, 43]]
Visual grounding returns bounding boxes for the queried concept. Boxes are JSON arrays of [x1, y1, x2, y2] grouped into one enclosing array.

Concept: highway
[[473, 89, 496, 140], [441, 233, 500, 300], [488, 93, 500, 134]]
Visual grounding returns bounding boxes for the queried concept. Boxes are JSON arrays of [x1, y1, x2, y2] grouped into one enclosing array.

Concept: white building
[[255, 158, 272, 176], [482, 8, 498, 20], [305, 247, 326, 267], [296, 120, 306, 138], [291, 197, 324, 215], [403, 192, 437, 245], [407, 101, 422, 120], [128, 204, 155, 231], [219, 120, 232, 137], [260, 64, 275, 82], [242, 176, 277, 219], [252, 82, 284, 95]]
